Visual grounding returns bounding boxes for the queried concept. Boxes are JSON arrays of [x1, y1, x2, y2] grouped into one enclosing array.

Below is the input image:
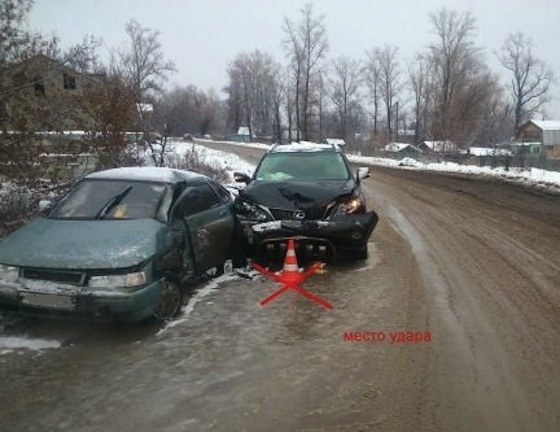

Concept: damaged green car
[[0, 167, 236, 321]]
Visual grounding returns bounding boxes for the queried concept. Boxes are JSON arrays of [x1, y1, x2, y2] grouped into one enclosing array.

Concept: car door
[[176, 181, 234, 271]]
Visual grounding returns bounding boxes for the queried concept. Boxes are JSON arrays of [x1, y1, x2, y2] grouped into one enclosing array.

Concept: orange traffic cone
[[279, 239, 301, 282], [251, 237, 332, 309]]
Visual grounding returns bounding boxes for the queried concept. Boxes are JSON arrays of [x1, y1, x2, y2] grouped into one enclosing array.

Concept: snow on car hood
[[240, 179, 355, 209], [0, 218, 170, 270]]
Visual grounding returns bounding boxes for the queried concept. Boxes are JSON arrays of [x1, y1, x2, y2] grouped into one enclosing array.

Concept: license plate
[[21, 292, 75, 310], [282, 220, 302, 229]]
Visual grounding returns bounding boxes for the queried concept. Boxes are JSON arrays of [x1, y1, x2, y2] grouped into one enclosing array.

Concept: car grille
[[258, 238, 335, 263], [269, 207, 326, 221], [21, 268, 85, 285]]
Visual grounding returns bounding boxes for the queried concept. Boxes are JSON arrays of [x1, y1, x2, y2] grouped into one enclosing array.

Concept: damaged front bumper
[[239, 211, 379, 262], [0, 278, 163, 322]]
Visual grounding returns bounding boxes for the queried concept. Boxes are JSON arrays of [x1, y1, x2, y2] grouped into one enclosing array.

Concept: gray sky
[[29, 0, 560, 117]]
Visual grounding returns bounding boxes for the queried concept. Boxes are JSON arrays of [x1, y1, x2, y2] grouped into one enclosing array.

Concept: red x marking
[[252, 262, 333, 310]]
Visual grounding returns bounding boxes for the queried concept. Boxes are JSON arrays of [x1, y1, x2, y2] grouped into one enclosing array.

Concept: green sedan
[[0, 167, 236, 321]]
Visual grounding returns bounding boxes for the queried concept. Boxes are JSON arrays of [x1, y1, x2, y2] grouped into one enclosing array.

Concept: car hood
[[240, 180, 355, 209], [0, 218, 171, 270]]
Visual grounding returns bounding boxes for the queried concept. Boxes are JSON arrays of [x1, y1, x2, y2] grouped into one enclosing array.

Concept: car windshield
[[49, 179, 171, 220], [254, 152, 350, 181]]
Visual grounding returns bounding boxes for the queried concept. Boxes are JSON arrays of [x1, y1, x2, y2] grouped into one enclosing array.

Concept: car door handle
[[219, 210, 227, 217]]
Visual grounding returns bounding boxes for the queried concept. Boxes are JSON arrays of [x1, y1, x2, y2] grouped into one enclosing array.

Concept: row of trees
[[1, 0, 555, 184], [223, 4, 554, 148]]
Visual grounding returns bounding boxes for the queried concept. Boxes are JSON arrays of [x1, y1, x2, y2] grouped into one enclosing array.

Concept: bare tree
[[64, 35, 103, 74], [498, 32, 554, 133], [118, 19, 176, 104], [116, 19, 175, 165], [378, 44, 401, 138], [81, 70, 137, 169], [364, 48, 381, 138], [283, 2, 328, 140], [426, 8, 498, 147], [329, 56, 361, 139], [471, 93, 514, 146], [408, 55, 432, 143], [225, 50, 281, 138]]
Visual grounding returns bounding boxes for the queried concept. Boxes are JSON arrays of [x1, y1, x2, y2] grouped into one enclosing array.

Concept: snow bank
[[0, 335, 62, 355], [347, 154, 560, 190], [167, 140, 255, 180]]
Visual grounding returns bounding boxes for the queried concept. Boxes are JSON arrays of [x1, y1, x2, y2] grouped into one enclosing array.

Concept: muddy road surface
[[1, 142, 559, 432]]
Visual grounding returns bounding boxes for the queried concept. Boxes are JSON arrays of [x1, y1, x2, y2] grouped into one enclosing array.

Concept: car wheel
[[153, 278, 184, 321]]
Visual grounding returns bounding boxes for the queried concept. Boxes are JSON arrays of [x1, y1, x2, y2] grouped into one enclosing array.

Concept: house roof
[[11, 54, 100, 79], [385, 142, 421, 153], [325, 138, 346, 145], [421, 141, 457, 152], [137, 103, 154, 113], [527, 120, 560, 131], [466, 147, 512, 156]]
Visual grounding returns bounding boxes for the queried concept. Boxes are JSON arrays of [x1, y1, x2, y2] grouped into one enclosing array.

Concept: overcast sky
[[29, 0, 560, 117]]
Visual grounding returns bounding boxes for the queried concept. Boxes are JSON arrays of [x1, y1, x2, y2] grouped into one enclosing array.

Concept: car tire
[[153, 278, 184, 321]]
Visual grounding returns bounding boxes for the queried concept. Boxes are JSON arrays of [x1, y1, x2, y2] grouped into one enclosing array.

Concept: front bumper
[[239, 211, 378, 262], [0, 277, 164, 322]]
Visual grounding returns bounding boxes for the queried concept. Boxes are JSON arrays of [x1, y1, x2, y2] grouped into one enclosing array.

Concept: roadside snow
[[168, 140, 255, 179], [0, 335, 61, 355], [347, 153, 560, 190], [158, 274, 239, 334], [197, 138, 271, 151]]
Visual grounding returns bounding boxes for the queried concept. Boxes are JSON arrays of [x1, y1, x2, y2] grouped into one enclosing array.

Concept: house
[[325, 138, 346, 146], [1, 54, 108, 180], [2, 54, 102, 131], [384, 142, 422, 157], [463, 147, 512, 157], [516, 120, 560, 157], [226, 126, 251, 142], [419, 140, 457, 153]]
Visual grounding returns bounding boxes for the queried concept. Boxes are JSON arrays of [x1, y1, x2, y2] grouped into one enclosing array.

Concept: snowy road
[[1, 142, 559, 432]]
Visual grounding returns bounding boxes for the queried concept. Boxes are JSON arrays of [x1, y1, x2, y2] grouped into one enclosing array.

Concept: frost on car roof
[[86, 167, 204, 183], [271, 142, 336, 153]]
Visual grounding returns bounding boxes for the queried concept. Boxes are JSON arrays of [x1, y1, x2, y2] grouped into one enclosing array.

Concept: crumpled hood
[[0, 218, 170, 269], [240, 180, 355, 209]]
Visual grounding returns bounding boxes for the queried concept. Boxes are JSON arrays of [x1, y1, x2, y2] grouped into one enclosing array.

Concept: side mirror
[[38, 199, 53, 213], [233, 172, 252, 183], [356, 167, 370, 181]]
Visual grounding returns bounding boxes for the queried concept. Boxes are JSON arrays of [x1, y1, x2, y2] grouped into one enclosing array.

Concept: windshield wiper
[[95, 186, 133, 220]]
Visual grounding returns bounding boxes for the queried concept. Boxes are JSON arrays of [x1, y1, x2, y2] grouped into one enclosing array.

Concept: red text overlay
[[343, 331, 432, 344]]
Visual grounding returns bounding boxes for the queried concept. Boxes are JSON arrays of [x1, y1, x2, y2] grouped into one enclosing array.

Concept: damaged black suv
[[233, 143, 378, 263]]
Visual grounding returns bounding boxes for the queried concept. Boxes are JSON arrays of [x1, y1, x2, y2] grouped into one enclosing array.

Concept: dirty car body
[[234, 143, 378, 263], [0, 167, 235, 321]]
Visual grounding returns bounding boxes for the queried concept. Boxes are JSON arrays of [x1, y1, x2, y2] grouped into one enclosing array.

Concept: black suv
[[233, 143, 378, 263]]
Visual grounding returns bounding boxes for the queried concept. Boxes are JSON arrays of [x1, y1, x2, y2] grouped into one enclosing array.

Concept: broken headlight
[[0, 264, 19, 283], [234, 199, 271, 222], [330, 195, 365, 217], [89, 271, 147, 290]]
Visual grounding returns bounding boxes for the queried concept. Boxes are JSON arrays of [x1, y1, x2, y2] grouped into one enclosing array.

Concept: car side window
[[207, 180, 232, 203], [181, 183, 221, 217]]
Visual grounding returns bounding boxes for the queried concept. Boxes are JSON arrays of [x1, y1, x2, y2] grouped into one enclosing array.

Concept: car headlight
[[0, 265, 19, 283], [234, 199, 271, 222], [89, 271, 146, 290], [331, 197, 364, 217]]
